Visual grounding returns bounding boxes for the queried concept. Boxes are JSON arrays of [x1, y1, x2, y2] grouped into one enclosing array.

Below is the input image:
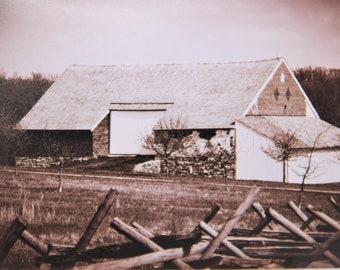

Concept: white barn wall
[[110, 110, 164, 155], [288, 151, 340, 184], [236, 122, 283, 182], [236, 122, 340, 184]]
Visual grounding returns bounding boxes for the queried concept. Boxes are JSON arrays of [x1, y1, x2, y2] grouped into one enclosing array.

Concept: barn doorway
[[109, 110, 164, 155]]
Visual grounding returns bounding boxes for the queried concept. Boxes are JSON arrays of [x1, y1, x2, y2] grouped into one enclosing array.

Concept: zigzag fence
[[0, 188, 339, 269]]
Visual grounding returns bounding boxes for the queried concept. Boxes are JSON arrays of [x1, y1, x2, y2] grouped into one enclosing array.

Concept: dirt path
[[2, 168, 340, 195]]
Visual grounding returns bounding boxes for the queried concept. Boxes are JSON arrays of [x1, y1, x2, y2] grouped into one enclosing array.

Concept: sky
[[0, 0, 340, 76]]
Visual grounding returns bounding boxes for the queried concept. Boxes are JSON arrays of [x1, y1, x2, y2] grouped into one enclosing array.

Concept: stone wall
[[157, 129, 236, 178], [165, 154, 235, 178], [16, 156, 92, 168], [92, 114, 110, 157]]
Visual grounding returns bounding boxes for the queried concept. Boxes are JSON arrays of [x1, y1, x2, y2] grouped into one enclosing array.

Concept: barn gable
[[245, 58, 319, 118]]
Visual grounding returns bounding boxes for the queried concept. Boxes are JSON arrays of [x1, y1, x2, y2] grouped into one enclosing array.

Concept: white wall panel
[[110, 111, 163, 155], [236, 122, 340, 184]]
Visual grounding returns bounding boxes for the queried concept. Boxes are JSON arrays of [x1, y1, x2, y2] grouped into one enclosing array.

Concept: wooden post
[[191, 203, 221, 234], [297, 230, 340, 267], [201, 203, 221, 224], [300, 216, 317, 231], [288, 201, 318, 231], [251, 215, 273, 235], [111, 217, 193, 270], [329, 196, 340, 214], [306, 204, 340, 231], [131, 222, 193, 269], [252, 201, 273, 230], [20, 230, 50, 256], [73, 241, 210, 270], [199, 221, 251, 259], [0, 217, 27, 262], [75, 189, 118, 252], [132, 222, 155, 238], [183, 254, 223, 269], [201, 186, 260, 259], [36, 234, 202, 265], [268, 208, 316, 242], [268, 207, 340, 266]]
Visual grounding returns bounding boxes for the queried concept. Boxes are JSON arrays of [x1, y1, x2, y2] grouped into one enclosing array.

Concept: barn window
[[280, 73, 285, 83], [198, 129, 217, 140], [274, 87, 280, 101], [286, 87, 291, 101]]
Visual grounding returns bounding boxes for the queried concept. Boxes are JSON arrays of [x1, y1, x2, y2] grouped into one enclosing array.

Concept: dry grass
[[0, 168, 339, 269]]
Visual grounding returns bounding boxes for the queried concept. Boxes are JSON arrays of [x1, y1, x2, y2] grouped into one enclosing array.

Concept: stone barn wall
[[165, 155, 235, 178], [248, 62, 307, 116], [92, 115, 110, 157], [164, 130, 235, 178], [16, 130, 93, 168], [18, 130, 93, 157]]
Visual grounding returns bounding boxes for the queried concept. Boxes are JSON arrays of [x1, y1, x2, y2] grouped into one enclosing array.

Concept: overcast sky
[[1, 0, 339, 75]]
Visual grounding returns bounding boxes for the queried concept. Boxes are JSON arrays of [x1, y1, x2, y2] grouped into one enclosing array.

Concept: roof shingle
[[237, 116, 340, 149], [18, 58, 281, 130]]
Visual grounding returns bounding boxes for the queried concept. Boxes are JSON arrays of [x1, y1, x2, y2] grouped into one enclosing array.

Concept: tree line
[[294, 67, 340, 127], [0, 72, 54, 164], [0, 67, 339, 166]]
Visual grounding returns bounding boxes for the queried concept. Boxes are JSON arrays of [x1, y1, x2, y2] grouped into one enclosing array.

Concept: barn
[[18, 57, 340, 183]]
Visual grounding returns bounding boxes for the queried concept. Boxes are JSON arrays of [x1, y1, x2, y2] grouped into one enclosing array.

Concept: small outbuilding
[[236, 116, 340, 183]]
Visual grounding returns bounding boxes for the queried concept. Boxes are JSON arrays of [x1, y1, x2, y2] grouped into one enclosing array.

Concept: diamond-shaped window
[[274, 87, 280, 101], [286, 87, 291, 101]]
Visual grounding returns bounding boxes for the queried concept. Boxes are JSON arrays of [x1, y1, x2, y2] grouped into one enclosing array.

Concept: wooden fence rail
[[1, 186, 340, 269], [288, 201, 318, 231], [267, 207, 340, 267], [306, 204, 340, 231], [329, 196, 340, 214], [75, 188, 118, 252], [111, 217, 193, 270], [201, 186, 260, 259], [0, 217, 27, 263]]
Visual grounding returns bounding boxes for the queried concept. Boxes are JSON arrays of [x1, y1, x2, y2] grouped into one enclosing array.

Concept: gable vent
[[280, 73, 285, 83]]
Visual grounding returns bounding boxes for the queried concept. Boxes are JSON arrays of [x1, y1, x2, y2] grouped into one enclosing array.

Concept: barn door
[[109, 110, 163, 155]]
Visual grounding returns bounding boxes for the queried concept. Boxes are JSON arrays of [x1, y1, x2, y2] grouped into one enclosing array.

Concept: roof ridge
[[68, 57, 282, 69]]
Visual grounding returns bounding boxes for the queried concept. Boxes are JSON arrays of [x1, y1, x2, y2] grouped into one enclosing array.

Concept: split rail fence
[[0, 188, 339, 269]]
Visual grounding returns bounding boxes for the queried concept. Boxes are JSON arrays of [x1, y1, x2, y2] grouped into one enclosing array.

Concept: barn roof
[[18, 58, 282, 131], [236, 116, 340, 149]]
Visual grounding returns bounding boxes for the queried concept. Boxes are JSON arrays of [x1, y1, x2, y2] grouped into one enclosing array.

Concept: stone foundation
[[16, 156, 92, 168], [93, 115, 109, 157], [164, 155, 235, 178]]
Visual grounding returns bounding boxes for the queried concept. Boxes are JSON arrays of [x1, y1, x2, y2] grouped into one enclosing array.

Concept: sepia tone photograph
[[0, 0, 339, 269]]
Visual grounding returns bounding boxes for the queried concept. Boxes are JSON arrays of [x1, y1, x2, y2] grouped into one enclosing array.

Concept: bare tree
[[264, 128, 337, 205], [142, 117, 187, 176], [297, 128, 330, 207], [263, 130, 302, 183], [206, 130, 235, 189]]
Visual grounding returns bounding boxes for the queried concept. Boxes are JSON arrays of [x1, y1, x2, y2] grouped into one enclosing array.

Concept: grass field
[[0, 166, 339, 269]]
